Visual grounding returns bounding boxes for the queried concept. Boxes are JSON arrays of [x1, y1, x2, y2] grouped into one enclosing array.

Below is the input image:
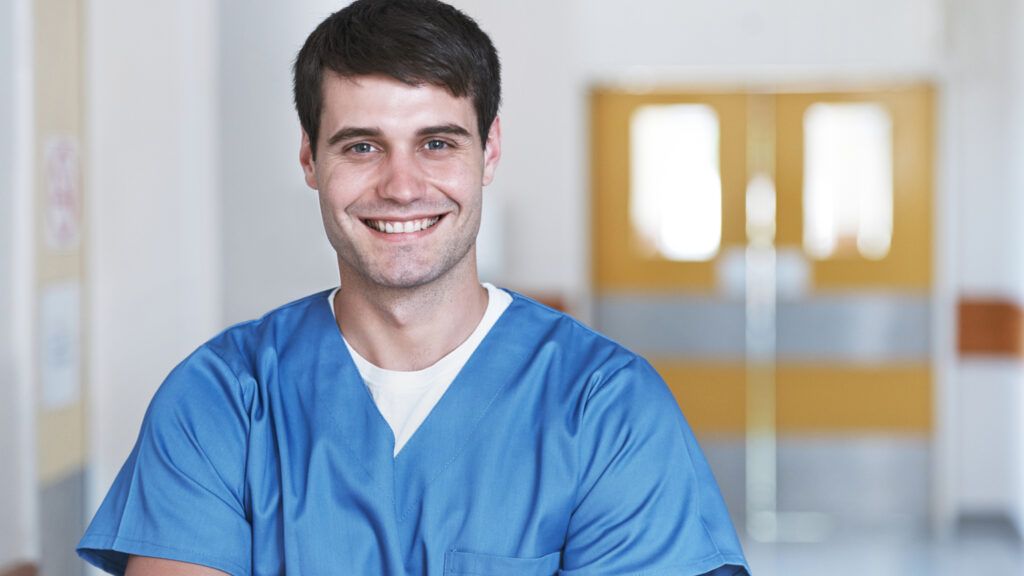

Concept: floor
[[740, 518, 1024, 575]]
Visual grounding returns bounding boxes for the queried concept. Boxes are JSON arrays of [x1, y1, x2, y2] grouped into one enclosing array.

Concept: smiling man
[[78, 1, 749, 575]]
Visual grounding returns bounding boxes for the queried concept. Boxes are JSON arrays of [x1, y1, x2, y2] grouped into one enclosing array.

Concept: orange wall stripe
[[0, 563, 38, 576], [958, 298, 1024, 357]]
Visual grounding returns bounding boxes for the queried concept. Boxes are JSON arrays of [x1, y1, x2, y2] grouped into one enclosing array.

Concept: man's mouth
[[363, 216, 442, 234]]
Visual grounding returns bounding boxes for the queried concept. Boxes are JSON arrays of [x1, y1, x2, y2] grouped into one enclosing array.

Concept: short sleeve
[[562, 358, 750, 576], [77, 345, 253, 576]]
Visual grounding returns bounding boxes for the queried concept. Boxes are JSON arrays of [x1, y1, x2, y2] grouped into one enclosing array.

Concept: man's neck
[[333, 262, 489, 372]]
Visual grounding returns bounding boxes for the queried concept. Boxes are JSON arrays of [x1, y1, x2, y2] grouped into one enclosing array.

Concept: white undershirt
[[328, 283, 512, 456]]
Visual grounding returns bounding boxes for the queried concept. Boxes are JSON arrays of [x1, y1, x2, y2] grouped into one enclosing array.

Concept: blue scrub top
[[79, 290, 750, 575]]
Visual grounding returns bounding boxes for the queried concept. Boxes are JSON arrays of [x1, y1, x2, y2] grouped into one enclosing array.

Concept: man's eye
[[425, 139, 448, 151], [350, 142, 375, 153]]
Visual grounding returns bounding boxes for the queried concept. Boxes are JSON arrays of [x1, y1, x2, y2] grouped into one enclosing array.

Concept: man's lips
[[362, 215, 443, 234]]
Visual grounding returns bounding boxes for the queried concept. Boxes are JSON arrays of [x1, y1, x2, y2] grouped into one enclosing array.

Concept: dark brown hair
[[293, 0, 501, 158]]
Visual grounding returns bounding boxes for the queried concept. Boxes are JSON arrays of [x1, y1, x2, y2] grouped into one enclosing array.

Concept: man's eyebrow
[[326, 127, 382, 147], [416, 123, 473, 139]]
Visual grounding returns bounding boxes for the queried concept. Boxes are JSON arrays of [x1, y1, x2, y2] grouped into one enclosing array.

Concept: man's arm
[[561, 357, 750, 575], [77, 345, 253, 574], [125, 556, 229, 576]]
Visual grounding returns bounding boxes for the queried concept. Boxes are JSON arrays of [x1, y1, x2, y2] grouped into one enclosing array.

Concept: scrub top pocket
[[444, 549, 561, 576]]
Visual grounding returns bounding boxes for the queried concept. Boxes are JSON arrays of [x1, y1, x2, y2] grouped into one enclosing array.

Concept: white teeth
[[367, 217, 441, 234]]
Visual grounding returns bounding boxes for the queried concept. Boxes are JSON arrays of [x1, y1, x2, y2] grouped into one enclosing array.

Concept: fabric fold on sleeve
[[561, 357, 750, 575], [77, 344, 253, 576]]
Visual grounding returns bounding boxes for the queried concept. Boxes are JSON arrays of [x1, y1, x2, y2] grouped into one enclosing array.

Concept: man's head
[[293, 0, 501, 159], [295, 0, 503, 292]]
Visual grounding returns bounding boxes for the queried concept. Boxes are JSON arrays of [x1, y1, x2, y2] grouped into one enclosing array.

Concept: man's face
[[300, 74, 501, 291]]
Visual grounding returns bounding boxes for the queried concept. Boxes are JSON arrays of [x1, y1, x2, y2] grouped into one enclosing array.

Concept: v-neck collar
[[391, 292, 538, 522], [310, 287, 537, 522]]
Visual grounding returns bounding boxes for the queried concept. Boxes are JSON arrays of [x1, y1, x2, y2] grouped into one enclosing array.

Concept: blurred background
[[2, 0, 1024, 574]]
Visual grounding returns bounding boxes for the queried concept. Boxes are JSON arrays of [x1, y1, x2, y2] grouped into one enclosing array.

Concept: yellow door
[[591, 85, 934, 531]]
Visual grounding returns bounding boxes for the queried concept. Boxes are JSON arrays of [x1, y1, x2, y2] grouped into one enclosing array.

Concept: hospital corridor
[[3, 0, 1024, 574]]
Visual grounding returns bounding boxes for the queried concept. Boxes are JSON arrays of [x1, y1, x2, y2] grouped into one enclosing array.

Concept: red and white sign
[[44, 136, 81, 251]]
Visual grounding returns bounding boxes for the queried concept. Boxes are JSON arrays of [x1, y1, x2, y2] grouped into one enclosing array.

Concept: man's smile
[[362, 215, 444, 235]]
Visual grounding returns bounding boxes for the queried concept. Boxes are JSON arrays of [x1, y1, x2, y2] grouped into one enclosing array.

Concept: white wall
[[0, 0, 38, 564], [575, 0, 941, 79], [449, 0, 584, 299], [218, 1, 339, 324], [956, 362, 1022, 512], [85, 0, 222, 514], [945, 0, 1024, 532], [1011, 0, 1024, 535], [1003, 0, 1024, 532], [949, 0, 1023, 297], [0, 8, 18, 542]]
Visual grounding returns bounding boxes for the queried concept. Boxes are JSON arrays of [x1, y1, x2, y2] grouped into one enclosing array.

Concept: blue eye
[[351, 142, 375, 153], [425, 139, 448, 151]]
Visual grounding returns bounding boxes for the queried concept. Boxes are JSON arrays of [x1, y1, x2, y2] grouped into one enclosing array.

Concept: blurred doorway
[[591, 85, 934, 537]]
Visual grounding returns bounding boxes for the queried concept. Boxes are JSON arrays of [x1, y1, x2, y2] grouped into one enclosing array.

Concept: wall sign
[[39, 281, 80, 410], [43, 136, 81, 251]]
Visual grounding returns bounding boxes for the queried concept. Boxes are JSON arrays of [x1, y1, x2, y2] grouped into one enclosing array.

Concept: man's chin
[[365, 266, 446, 291], [339, 242, 476, 292]]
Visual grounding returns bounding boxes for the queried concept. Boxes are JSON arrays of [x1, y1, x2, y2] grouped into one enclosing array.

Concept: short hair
[[293, 0, 501, 158]]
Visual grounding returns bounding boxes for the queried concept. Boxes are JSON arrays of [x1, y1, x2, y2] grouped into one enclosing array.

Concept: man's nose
[[378, 150, 426, 204]]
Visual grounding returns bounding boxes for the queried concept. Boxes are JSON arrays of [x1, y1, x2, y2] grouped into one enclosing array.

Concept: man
[[79, 1, 750, 574]]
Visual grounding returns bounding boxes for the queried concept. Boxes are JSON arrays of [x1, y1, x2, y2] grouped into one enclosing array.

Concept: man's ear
[[481, 116, 502, 187], [299, 130, 318, 190]]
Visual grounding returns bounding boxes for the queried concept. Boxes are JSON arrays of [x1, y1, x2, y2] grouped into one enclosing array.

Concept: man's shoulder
[[197, 288, 335, 370], [501, 289, 612, 340], [500, 289, 648, 377]]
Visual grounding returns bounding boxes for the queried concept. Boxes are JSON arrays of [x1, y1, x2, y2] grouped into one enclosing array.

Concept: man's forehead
[[321, 72, 465, 105], [318, 73, 478, 132]]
